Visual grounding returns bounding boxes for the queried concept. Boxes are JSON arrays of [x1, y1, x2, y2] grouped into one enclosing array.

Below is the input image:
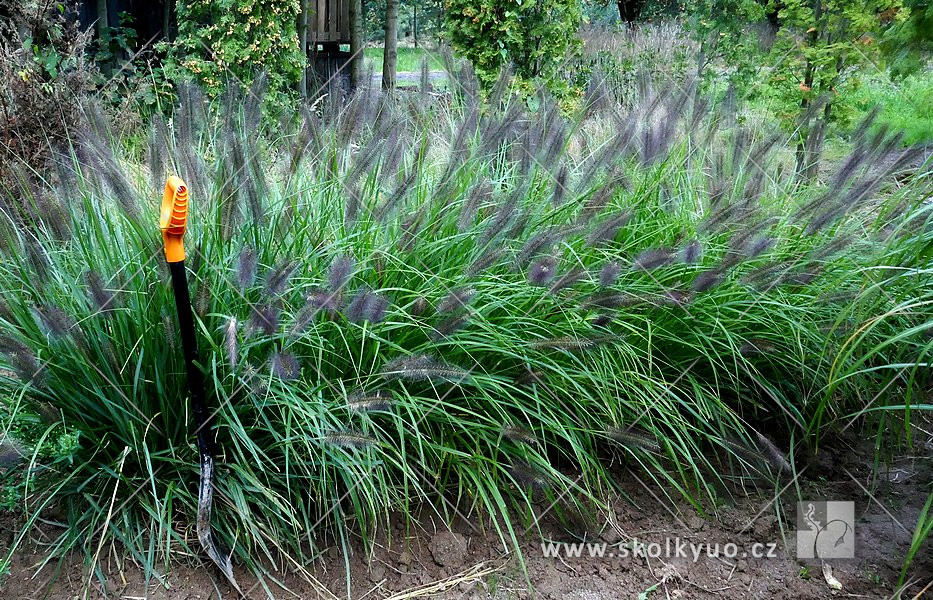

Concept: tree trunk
[[349, 0, 364, 88], [383, 0, 399, 90], [795, 0, 823, 180], [96, 0, 111, 77], [298, 0, 309, 97]]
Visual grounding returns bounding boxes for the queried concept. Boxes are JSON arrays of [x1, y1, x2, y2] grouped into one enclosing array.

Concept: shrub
[[444, 0, 583, 101], [165, 0, 304, 100], [0, 1, 97, 190]]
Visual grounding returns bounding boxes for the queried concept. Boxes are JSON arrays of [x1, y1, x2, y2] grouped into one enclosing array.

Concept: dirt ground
[[2, 432, 931, 600]]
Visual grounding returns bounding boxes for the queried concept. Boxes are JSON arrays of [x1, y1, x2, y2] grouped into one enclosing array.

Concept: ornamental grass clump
[[0, 69, 930, 584]]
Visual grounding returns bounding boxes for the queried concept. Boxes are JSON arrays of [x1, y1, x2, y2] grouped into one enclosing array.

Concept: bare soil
[[2, 433, 930, 600]]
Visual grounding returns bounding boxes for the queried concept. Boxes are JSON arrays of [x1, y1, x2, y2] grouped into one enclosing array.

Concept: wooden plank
[[341, 0, 350, 43], [316, 0, 326, 42], [328, 0, 337, 43]]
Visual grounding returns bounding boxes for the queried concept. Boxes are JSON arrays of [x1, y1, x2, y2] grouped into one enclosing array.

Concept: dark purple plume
[[249, 304, 280, 336], [270, 351, 300, 380], [679, 240, 702, 264], [265, 259, 299, 296], [236, 246, 257, 289], [346, 289, 390, 324], [328, 254, 356, 291], [437, 287, 475, 314], [599, 261, 622, 287], [633, 248, 673, 271], [528, 256, 558, 286]]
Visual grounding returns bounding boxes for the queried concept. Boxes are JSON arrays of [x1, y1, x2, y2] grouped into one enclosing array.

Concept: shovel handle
[[169, 257, 213, 457]]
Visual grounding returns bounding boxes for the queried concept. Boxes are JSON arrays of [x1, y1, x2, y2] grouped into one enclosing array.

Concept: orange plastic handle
[[160, 176, 189, 263]]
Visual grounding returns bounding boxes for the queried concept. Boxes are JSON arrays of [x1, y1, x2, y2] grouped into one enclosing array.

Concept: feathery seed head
[[346, 289, 389, 324], [633, 248, 673, 271], [432, 313, 471, 340], [550, 268, 585, 294], [270, 351, 300, 380], [325, 430, 378, 450], [530, 336, 601, 351], [346, 390, 393, 413], [34, 304, 74, 339], [528, 256, 558, 286], [507, 459, 549, 490], [599, 261, 622, 287], [236, 246, 257, 290], [249, 304, 280, 336], [514, 366, 543, 386], [328, 254, 356, 291], [586, 212, 631, 247], [437, 287, 475, 314], [738, 338, 776, 356], [86, 270, 117, 316], [501, 424, 538, 447], [265, 259, 298, 296], [692, 269, 724, 292], [607, 426, 661, 453], [224, 318, 238, 370], [680, 239, 702, 264], [410, 296, 429, 317], [381, 354, 470, 383]]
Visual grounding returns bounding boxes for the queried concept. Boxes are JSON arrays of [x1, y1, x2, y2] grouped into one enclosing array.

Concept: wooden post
[[383, 0, 399, 90], [349, 0, 363, 88], [163, 0, 173, 42]]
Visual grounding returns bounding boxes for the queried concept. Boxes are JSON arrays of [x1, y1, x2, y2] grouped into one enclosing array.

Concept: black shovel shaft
[[169, 260, 213, 457]]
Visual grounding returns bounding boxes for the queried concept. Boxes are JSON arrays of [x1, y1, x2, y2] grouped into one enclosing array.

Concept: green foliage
[[366, 0, 445, 43], [165, 0, 303, 99], [0, 0, 96, 188], [93, 11, 138, 71], [444, 0, 583, 100], [364, 47, 445, 75], [854, 72, 933, 145], [899, 489, 933, 587], [880, 0, 933, 79], [687, 0, 766, 88], [763, 0, 910, 130]]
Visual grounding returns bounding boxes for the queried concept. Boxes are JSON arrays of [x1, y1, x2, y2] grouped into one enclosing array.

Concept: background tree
[[383, 0, 399, 89], [95, 0, 111, 75], [765, 0, 910, 176], [350, 0, 364, 87], [444, 0, 583, 98], [880, 0, 933, 78], [688, 0, 766, 84], [616, 0, 647, 24]]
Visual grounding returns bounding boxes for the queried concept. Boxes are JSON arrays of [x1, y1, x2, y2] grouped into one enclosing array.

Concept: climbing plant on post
[[166, 0, 304, 101]]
